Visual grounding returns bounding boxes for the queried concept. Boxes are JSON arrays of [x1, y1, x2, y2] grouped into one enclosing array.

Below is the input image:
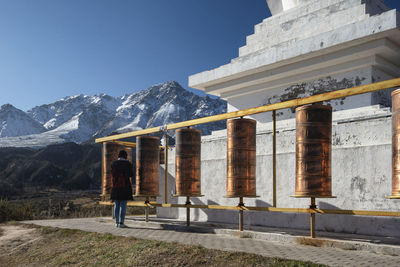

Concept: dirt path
[[0, 225, 40, 256]]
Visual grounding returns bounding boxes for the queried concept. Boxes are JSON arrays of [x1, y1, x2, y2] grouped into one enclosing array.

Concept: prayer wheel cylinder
[[295, 104, 332, 197], [226, 118, 257, 197], [136, 136, 160, 196], [175, 128, 202, 196], [102, 142, 133, 200], [392, 89, 400, 197]]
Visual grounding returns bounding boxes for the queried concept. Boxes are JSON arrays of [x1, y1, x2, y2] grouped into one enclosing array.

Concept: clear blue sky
[[0, 0, 399, 111]]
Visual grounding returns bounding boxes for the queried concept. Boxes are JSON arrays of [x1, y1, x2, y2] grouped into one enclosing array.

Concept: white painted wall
[[266, 0, 300, 15], [175, 0, 400, 237], [157, 106, 400, 237]]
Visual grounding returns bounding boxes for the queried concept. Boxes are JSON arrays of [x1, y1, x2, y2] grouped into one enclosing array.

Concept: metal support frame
[[145, 197, 150, 223], [310, 197, 316, 238], [238, 197, 244, 231], [165, 133, 169, 204], [100, 201, 400, 217], [186, 196, 191, 227], [272, 110, 277, 208], [97, 77, 400, 236], [95, 78, 400, 143]]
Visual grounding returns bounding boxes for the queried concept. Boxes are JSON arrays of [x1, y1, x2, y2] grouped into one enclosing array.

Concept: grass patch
[[0, 191, 151, 223], [0, 225, 326, 267], [0, 227, 3, 237]]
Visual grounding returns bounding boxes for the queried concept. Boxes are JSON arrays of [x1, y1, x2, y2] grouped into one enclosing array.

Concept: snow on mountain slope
[[0, 104, 46, 138], [0, 81, 227, 147], [27, 94, 120, 130], [95, 81, 226, 138]]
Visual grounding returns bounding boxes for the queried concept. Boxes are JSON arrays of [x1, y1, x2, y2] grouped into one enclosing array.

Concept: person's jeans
[[114, 200, 127, 224]]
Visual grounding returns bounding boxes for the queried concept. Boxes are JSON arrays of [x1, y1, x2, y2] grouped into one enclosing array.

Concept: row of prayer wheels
[[102, 89, 400, 200], [101, 143, 133, 198], [101, 105, 332, 199], [101, 139, 162, 200]]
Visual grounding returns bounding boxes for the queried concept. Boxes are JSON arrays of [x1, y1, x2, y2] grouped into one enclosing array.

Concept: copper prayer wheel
[[392, 89, 400, 197], [175, 128, 202, 196], [295, 104, 332, 197], [160, 147, 165, 165], [136, 136, 160, 196], [102, 142, 133, 200], [226, 118, 257, 197]]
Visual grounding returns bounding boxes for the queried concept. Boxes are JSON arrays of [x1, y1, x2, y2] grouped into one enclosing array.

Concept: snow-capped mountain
[[0, 104, 46, 138], [94, 81, 226, 138], [0, 81, 226, 147], [27, 94, 120, 130]]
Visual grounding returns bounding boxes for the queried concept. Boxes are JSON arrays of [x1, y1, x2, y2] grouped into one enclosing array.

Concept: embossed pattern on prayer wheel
[[102, 142, 133, 200], [295, 104, 332, 197], [175, 128, 202, 196], [226, 118, 257, 197], [136, 136, 160, 196], [392, 89, 400, 197]]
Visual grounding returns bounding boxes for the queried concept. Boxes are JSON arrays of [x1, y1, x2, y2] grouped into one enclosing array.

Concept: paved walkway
[[23, 217, 400, 267]]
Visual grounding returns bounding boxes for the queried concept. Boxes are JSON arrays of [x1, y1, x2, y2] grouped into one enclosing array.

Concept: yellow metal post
[[239, 197, 244, 231], [145, 197, 149, 223], [165, 133, 169, 204], [273, 110, 277, 207], [310, 197, 316, 238], [186, 196, 191, 227]]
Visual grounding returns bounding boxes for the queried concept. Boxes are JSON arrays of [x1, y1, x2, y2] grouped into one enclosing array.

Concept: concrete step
[[241, 1, 367, 56], [255, 0, 362, 37], [260, 0, 360, 30]]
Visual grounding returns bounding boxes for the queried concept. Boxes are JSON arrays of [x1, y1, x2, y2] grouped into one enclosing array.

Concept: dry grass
[[0, 225, 326, 267], [0, 192, 152, 223]]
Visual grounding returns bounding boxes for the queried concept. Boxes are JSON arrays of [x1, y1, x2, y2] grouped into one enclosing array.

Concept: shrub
[[0, 199, 34, 223]]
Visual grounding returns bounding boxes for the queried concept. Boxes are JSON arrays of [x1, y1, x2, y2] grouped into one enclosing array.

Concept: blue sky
[[0, 0, 399, 111]]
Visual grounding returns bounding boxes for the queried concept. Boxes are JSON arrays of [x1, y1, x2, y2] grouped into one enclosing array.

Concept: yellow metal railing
[[97, 77, 400, 237], [95, 78, 400, 142], [99, 201, 400, 217]]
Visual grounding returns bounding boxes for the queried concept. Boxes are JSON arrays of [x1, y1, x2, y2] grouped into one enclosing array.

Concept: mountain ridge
[[0, 104, 47, 138], [0, 81, 226, 147]]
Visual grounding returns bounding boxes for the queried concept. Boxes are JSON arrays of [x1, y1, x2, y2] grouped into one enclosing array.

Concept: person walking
[[111, 150, 134, 228]]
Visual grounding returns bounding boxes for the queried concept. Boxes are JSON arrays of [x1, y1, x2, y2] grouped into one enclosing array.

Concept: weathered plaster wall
[[371, 67, 396, 107], [176, 0, 400, 238], [157, 106, 400, 237], [226, 68, 393, 123]]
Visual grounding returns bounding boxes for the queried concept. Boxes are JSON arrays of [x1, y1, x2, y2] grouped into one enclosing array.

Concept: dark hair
[[118, 150, 128, 159]]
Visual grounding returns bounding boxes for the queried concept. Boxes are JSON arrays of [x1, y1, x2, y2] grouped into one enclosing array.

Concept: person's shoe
[[119, 223, 128, 228], [115, 223, 119, 227]]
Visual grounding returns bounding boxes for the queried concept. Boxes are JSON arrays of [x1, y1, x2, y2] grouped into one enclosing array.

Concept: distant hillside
[[0, 142, 102, 199], [0, 81, 227, 148]]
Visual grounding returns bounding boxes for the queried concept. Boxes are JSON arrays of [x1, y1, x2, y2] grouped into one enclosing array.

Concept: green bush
[[0, 199, 35, 223]]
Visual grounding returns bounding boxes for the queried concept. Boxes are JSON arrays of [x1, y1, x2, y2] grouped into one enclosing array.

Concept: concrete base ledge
[[121, 216, 400, 256]]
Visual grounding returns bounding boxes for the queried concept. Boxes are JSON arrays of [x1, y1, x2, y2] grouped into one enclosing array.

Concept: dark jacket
[[110, 159, 134, 201]]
